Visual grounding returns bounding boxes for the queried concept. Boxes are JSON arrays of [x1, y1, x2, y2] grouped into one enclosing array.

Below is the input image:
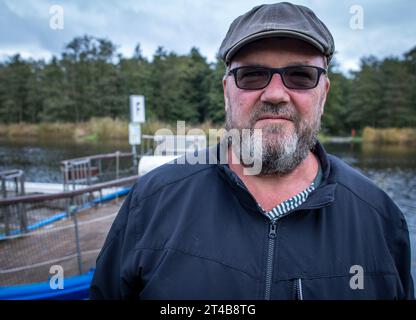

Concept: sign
[[130, 95, 145, 123], [129, 123, 141, 145]]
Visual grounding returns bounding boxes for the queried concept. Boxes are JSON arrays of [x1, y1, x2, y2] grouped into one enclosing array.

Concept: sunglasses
[[228, 65, 327, 90]]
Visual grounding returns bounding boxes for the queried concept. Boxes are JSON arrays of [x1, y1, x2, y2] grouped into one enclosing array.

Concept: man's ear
[[320, 76, 330, 114], [223, 77, 229, 112], [325, 76, 330, 95]]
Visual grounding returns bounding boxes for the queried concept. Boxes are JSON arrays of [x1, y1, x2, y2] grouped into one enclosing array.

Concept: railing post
[[2, 205, 11, 236], [69, 196, 83, 275], [20, 173, 25, 196], [14, 176, 18, 195], [66, 197, 71, 218], [72, 163, 76, 191], [1, 178, 6, 198], [19, 168, 27, 231], [62, 162, 68, 191], [116, 151, 120, 180], [87, 160, 91, 186], [18, 202, 28, 233], [98, 159, 102, 179], [132, 145, 137, 170]]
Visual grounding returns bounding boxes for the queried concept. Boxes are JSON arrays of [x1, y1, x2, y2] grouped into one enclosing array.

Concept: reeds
[[0, 118, 224, 141], [362, 127, 416, 144]]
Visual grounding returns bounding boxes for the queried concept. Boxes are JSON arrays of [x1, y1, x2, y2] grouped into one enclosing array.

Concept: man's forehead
[[230, 37, 326, 67]]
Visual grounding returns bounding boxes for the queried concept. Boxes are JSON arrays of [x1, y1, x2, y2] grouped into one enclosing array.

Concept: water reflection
[[0, 138, 131, 183], [325, 142, 416, 169]]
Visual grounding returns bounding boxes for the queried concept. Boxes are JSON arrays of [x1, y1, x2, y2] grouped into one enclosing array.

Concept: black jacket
[[90, 142, 414, 299]]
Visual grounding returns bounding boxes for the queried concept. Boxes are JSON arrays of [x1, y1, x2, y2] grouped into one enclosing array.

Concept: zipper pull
[[297, 279, 304, 300], [269, 223, 277, 238], [293, 278, 304, 300]]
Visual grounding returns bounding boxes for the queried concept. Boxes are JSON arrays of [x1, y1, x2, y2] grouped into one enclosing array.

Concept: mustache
[[249, 103, 300, 124]]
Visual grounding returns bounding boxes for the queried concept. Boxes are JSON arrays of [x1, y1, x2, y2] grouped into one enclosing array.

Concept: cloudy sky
[[0, 0, 415, 72]]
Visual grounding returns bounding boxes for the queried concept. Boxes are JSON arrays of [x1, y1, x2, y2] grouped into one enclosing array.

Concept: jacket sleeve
[[389, 204, 415, 300], [89, 184, 140, 299]]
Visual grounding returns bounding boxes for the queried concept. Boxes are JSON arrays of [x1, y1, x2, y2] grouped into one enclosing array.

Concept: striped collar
[[259, 159, 323, 222]]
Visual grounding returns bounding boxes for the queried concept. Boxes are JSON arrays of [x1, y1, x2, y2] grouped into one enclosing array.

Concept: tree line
[[0, 35, 415, 135]]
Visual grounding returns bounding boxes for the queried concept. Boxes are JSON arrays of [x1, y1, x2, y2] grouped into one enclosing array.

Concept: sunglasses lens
[[233, 66, 323, 90], [284, 66, 319, 89], [236, 67, 270, 89]]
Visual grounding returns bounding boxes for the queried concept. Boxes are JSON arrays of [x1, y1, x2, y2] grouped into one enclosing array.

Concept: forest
[[0, 35, 415, 135]]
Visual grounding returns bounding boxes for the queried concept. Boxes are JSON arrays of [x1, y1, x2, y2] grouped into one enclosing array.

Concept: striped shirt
[[259, 161, 322, 222]]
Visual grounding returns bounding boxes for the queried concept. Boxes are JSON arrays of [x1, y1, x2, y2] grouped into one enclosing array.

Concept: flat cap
[[219, 2, 335, 64]]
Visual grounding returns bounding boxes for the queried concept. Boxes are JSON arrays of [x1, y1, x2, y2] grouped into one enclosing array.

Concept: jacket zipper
[[264, 221, 277, 300], [293, 278, 304, 300], [227, 168, 320, 301]]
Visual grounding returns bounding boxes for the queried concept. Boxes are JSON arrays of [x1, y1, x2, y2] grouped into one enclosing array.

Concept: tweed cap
[[219, 2, 335, 64]]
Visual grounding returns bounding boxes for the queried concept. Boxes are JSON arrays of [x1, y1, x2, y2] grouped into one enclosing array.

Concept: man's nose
[[260, 73, 290, 104]]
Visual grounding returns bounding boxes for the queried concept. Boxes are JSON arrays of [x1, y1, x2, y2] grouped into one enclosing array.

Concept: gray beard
[[226, 102, 321, 176]]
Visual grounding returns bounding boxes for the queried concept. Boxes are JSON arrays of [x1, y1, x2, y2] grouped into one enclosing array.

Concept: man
[[90, 2, 414, 299]]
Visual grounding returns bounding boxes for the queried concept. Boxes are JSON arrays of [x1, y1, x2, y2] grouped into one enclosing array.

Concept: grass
[[1, 119, 414, 145], [88, 117, 128, 140], [7, 123, 40, 138], [362, 127, 416, 144], [0, 118, 225, 142], [38, 122, 78, 139], [317, 133, 330, 143], [317, 133, 363, 143], [0, 118, 128, 141], [83, 133, 98, 142], [352, 136, 363, 143]]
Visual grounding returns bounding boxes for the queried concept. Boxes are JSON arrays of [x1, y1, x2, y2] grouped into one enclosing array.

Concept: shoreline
[[0, 119, 415, 145]]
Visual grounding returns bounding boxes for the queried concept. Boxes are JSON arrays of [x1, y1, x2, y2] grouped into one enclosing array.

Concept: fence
[[61, 152, 135, 190], [0, 175, 138, 286], [0, 170, 25, 199], [60, 136, 157, 191]]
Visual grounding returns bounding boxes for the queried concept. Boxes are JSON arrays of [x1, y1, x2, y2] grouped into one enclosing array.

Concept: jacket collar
[[215, 140, 337, 213]]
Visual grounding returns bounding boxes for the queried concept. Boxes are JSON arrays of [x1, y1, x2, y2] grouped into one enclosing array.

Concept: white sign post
[[129, 95, 146, 169], [129, 123, 141, 145]]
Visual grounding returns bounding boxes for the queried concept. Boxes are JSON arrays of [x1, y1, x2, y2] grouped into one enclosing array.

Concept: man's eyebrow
[[286, 61, 314, 66], [237, 61, 318, 67], [234, 63, 266, 67]]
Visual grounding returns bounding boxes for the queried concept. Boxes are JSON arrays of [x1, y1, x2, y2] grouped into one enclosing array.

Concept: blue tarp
[[0, 270, 95, 300]]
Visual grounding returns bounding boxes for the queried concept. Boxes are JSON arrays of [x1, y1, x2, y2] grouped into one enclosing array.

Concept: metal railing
[[61, 151, 136, 190], [0, 170, 25, 199], [0, 175, 138, 286], [140, 134, 158, 155], [0, 175, 138, 236]]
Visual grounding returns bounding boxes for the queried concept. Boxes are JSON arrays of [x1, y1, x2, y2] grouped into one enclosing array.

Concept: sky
[[0, 0, 415, 73]]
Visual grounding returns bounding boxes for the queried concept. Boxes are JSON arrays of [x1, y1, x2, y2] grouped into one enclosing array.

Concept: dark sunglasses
[[228, 65, 327, 90]]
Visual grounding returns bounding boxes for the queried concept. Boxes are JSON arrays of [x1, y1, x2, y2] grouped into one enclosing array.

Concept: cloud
[[0, 0, 415, 72]]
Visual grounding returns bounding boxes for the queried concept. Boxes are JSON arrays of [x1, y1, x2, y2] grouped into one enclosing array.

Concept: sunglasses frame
[[228, 65, 328, 90]]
